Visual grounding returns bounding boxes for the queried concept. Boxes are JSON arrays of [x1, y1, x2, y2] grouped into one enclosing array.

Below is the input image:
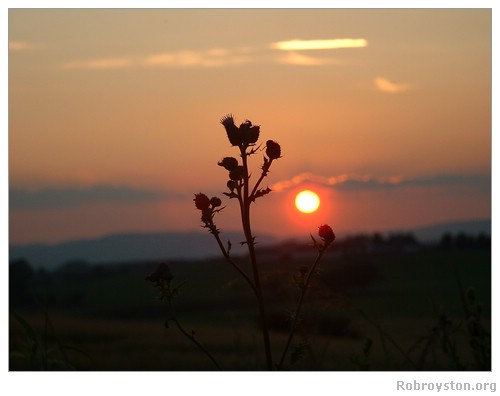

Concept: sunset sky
[[8, 8, 492, 245]]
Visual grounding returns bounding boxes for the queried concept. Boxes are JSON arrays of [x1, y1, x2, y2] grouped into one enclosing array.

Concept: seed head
[[239, 120, 260, 145], [227, 180, 237, 191], [318, 224, 335, 245], [229, 165, 245, 181], [210, 197, 222, 207], [220, 114, 260, 147], [266, 140, 281, 160], [218, 157, 239, 171], [193, 193, 211, 210], [220, 114, 243, 146], [145, 262, 174, 283]]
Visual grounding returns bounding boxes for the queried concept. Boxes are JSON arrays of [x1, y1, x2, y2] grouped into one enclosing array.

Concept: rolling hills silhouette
[[9, 219, 490, 270]]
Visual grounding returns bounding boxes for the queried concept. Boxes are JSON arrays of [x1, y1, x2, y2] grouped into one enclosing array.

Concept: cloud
[[60, 38, 366, 71], [276, 51, 339, 66], [62, 58, 133, 70], [271, 38, 368, 51], [9, 185, 179, 210], [9, 41, 42, 51], [143, 48, 251, 68], [271, 172, 490, 192], [61, 47, 253, 70], [374, 77, 412, 93]]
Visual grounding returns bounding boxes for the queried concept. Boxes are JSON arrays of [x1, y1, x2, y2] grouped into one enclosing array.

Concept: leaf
[[223, 191, 238, 199], [252, 187, 272, 201], [247, 143, 262, 156], [310, 234, 318, 248]]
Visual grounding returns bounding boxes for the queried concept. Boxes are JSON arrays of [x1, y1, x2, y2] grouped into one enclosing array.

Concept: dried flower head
[[229, 165, 245, 181], [220, 114, 243, 146], [318, 224, 335, 245], [239, 120, 260, 145], [227, 180, 237, 191], [266, 140, 281, 160], [220, 114, 260, 147], [218, 157, 239, 171], [194, 193, 211, 210], [210, 197, 222, 207], [145, 262, 174, 283]]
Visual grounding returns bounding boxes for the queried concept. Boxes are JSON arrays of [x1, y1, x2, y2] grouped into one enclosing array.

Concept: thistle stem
[[241, 147, 273, 370], [250, 158, 273, 200], [167, 299, 222, 370], [211, 227, 256, 294], [277, 248, 325, 370]]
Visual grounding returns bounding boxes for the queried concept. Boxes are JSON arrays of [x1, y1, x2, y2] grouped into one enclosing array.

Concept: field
[[9, 241, 491, 371]]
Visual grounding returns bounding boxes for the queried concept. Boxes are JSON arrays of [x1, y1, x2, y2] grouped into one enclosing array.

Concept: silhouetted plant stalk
[[194, 114, 335, 370], [145, 263, 222, 370], [150, 114, 335, 370], [194, 115, 278, 369], [277, 225, 335, 370], [450, 261, 491, 369]]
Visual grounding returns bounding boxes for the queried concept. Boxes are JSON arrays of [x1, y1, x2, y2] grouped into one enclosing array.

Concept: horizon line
[[9, 217, 491, 247]]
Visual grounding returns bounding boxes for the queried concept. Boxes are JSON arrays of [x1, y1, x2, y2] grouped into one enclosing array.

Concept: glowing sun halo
[[295, 190, 320, 214]]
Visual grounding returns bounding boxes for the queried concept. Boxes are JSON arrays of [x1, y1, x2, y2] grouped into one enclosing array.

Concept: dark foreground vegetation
[[9, 232, 491, 371]]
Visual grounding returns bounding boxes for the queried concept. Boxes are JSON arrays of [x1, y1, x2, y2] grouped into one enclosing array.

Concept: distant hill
[[9, 219, 490, 270], [409, 219, 491, 243], [9, 231, 278, 270]]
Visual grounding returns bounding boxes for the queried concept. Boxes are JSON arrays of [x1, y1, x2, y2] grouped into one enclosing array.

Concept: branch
[[250, 157, 274, 201], [167, 299, 223, 370]]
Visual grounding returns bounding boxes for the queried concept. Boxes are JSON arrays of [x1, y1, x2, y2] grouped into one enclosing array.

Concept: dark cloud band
[[9, 185, 178, 210], [271, 172, 491, 193]]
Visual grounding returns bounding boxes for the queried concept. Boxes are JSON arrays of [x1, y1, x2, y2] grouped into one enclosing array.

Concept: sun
[[295, 190, 320, 214]]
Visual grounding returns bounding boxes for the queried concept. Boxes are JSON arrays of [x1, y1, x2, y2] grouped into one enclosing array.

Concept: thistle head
[[220, 114, 260, 147], [229, 165, 245, 181], [193, 193, 211, 210], [318, 224, 335, 246], [227, 180, 237, 191], [266, 140, 281, 160], [145, 262, 174, 288], [239, 120, 260, 145], [220, 114, 243, 146], [218, 157, 239, 171], [210, 197, 222, 207]]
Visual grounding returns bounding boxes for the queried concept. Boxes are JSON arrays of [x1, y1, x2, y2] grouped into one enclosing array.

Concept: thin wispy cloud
[[144, 47, 252, 68], [60, 49, 252, 70], [271, 38, 368, 51], [62, 58, 133, 70], [374, 77, 413, 93], [9, 185, 180, 210], [271, 172, 490, 192], [60, 37, 368, 70], [276, 51, 339, 66], [9, 41, 42, 51]]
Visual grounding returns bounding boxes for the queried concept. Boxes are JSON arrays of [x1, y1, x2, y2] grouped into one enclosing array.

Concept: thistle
[[149, 113, 335, 371], [220, 114, 260, 148]]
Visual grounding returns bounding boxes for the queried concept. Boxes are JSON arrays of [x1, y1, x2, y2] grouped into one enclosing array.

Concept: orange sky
[[8, 8, 491, 244]]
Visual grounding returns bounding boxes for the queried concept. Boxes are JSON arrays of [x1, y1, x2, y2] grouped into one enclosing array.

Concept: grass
[[9, 246, 491, 370]]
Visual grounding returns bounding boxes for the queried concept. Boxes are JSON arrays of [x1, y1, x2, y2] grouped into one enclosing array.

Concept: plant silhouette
[[148, 114, 335, 370]]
